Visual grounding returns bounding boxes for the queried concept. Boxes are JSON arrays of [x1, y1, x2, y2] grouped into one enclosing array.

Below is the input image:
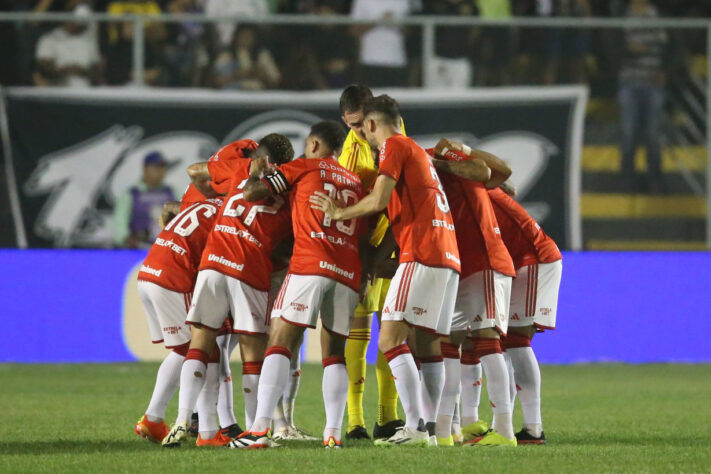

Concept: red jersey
[[262, 157, 364, 291], [199, 159, 292, 292], [180, 139, 259, 209], [378, 135, 460, 273], [487, 188, 562, 269], [138, 198, 223, 293], [427, 148, 514, 279]]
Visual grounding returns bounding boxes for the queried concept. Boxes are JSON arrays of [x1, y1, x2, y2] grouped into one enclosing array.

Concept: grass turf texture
[[1, 363, 710, 473]]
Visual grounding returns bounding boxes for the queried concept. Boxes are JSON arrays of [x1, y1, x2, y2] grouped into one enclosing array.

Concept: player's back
[[200, 159, 291, 291], [429, 148, 514, 279], [487, 187, 561, 268], [139, 197, 223, 292], [283, 157, 364, 291], [378, 135, 460, 273]]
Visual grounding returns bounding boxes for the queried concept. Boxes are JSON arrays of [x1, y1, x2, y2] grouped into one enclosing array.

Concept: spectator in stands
[[280, 0, 356, 90], [105, 0, 166, 85], [618, 0, 668, 193], [350, 0, 412, 87], [422, 0, 477, 88], [163, 0, 209, 87], [541, 0, 592, 84], [113, 151, 177, 249], [473, 0, 513, 86], [33, 1, 103, 87], [211, 25, 280, 89], [202, 0, 270, 49]]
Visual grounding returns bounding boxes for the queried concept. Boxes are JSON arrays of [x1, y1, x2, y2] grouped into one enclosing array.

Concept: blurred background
[[1, 0, 710, 364]]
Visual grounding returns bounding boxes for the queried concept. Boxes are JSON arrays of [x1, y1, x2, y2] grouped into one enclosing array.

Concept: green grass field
[[1, 363, 710, 473]]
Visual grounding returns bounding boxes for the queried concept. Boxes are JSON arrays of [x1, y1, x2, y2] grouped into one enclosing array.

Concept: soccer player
[[134, 195, 223, 445], [338, 84, 404, 440], [229, 121, 363, 450], [311, 96, 460, 447], [489, 182, 563, 445], [182, 137, 262, 435], [427, 138, 518, 447], [161, 134, 295, 447]]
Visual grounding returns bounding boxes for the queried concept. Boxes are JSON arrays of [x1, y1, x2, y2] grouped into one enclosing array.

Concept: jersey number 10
[[321, 182, 359, 236]]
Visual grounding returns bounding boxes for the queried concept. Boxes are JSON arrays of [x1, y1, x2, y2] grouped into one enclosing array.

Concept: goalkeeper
[[338, 85, 405, 440]]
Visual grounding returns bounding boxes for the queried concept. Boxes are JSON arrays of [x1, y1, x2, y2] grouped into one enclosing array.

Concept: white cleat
[[272, 425, 318, 441], [373, 426, 429, 447], [162, 420, 189, 448], [428, 435, 438, 447], [226, 430, 274, 449]]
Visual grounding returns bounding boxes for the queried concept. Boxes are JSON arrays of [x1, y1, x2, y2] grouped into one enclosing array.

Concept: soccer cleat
[[345, 425, 370, 440], [428, 435, 438, 447], [219, 423, 244, 439], [187, 412, 199, 437], [464, 430, 517, 447], [227, 429, 272, 449], [374, 426, 429, 447], [196, 431, 233, 447], [372, 419, 405, 439], [462, 420, 490, 441], [515, 429, 547, 445], [324, 436, 342, 449], [452, 422, 463, 444], [162, 420, 189, 448], [135, 415, 170, 444], [436, 435, 454, 446], [272, 425, 318, 441]]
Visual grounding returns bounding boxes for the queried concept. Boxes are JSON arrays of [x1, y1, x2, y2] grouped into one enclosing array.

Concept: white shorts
[[137, 280, 192, 348], [381, 262, 459, 336], [271, 273, 358, 337], [188, 269, 269, 335], [508, 260, 562, 330], [453, 269, 512, 335]]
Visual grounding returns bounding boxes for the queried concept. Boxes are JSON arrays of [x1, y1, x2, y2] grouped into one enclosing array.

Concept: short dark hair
[[258, 133, 294, 165], [339, 84, 373, 115], [363, 95, 401, 127], [309, 120, 346, 154]]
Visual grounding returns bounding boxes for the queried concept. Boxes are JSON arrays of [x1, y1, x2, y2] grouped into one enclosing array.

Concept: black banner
[[0, 87, 586, 249]]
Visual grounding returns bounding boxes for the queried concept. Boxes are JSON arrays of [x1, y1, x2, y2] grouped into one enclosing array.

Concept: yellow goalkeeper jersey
[[337, 122, 405, 246]]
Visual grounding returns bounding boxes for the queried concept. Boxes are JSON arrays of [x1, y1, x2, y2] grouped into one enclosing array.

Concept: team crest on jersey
[[540, 307, 551, 316], [412, 307, 427, 316]]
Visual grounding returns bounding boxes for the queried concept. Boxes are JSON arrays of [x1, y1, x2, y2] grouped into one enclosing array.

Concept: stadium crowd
[[0, 0, 705, 90]]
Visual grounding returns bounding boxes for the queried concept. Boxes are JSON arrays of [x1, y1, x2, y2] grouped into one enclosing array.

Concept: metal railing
[[1, 12, 711, 247]]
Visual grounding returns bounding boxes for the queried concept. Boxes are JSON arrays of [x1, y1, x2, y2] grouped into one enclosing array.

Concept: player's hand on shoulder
[[309, 191, 341, 220], [434, 137, 457, 157]]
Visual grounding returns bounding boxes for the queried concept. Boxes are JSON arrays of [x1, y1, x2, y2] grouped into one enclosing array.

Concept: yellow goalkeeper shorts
[[353, 277, 392, 318]]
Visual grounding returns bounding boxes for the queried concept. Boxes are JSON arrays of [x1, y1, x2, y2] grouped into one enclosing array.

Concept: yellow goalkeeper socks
[[376, 350, 400, 425], [345, 329, 370, 429]]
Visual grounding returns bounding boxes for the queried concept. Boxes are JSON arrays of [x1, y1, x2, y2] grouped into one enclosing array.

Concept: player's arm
[[309, 174, 396, 221], [434, 138, 512, 188], [159, 200, 181, 228], [431, 155, 491, 182], [186, 162, 219, 198]]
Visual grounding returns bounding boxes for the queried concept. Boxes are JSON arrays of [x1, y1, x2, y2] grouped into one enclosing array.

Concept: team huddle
[[134, 85, 563, 449]]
